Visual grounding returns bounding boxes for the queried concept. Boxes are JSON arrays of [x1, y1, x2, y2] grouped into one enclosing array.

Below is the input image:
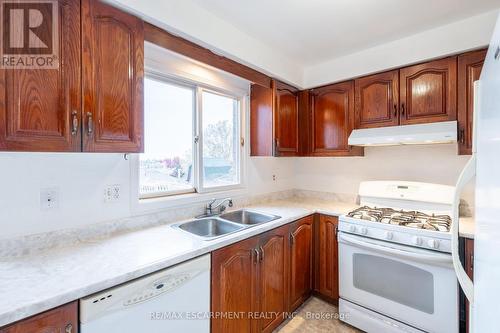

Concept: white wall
[[303, 10, 498, 88], [294, 144, 473, 203], [107, 0, 303, 87], [0, 153, 295, 239]]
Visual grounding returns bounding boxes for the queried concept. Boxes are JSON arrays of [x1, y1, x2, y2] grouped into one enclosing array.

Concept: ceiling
[[189, 0, 500, 67]]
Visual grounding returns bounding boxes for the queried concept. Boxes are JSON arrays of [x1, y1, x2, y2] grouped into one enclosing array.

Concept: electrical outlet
[[40, 188, 59, 211], [104, 184, 121, 203], [272, 174, 277, 181]]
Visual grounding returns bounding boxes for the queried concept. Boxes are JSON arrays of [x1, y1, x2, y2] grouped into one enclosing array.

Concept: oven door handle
[[339, 233, 452, 266]]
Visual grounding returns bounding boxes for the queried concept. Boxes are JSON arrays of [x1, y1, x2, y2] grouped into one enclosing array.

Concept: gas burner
[[347, 206, 451, 232]]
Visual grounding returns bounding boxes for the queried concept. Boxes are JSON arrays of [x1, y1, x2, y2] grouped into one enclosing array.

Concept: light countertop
[[0, 199, 473, 327]]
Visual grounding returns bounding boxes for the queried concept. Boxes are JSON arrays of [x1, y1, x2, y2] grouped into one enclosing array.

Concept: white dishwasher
[[80, 254, 210, 333]]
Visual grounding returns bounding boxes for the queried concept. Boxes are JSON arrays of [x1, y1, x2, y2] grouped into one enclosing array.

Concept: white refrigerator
[[452, 12, 500, 333]]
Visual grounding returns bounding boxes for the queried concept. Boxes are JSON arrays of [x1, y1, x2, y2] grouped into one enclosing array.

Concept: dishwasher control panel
[[124, 273, 193, 306]]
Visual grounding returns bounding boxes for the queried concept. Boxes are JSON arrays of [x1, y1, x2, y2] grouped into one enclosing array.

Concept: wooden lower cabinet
[[212, 236, 259, 333], [465, 238, 474, 333], [314, 214, 339, 302], [0, 302, 78, 333], [212, 224, 290, 333], [289, 216, 314, 311], [258, 226, 289, 333]]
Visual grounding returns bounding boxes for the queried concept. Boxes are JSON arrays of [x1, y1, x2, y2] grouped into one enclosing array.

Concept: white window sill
[[130, 187, 248, 215]]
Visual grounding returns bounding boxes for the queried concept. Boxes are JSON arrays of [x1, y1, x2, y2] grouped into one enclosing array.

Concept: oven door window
[[353, 253, 434, 314]]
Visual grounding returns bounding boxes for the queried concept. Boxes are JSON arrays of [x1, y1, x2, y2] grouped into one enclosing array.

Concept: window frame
[[138, 70, 245, 200]]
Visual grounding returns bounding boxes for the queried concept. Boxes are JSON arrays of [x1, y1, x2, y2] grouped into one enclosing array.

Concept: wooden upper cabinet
[[82, 0, 144, 153], [258, 225, 289, 333], [310, 81, 363, 156], [0, 0, 81, 152], [250, 83, 273, 156], [399, 57, 457, 125], [274, 80, 299, 156], [289, 215, 313, 311], [212, 236, 259, 333], [355, 70, 399, 129], [0, 301, 78, 333], [314, 215, 339, 301], [458, 49, 486, 155]]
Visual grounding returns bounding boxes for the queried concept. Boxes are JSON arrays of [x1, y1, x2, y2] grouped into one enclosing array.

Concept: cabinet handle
[[274, 138, 280, 157], [253, 248, 260, 264], [460, 128, 465, 144], [289, 233, 294, 246], [86, 112, 93, 135], [401, 103, 405, 116], [393, 104, 398, 117], [259, 246, 264, 262], [71, 111, 79, 136], [334, 225, 338, 237], [65, 323, 73, 333]]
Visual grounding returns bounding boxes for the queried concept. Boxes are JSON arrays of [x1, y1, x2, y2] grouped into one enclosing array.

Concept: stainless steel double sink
[[173, 209, 281, 240]]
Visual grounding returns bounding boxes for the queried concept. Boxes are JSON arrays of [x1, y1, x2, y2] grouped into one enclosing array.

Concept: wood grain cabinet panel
[[355, 70, 399, 129], [0, 301, 78, 333], [289, 215, 313, 311], [458, 50, 486, 155], [0, 0, 81, 152], [212, 237, 259, 333], [314, 215, 339, 302], [212, 225, 290, 333], [465, 238, 474, 333], [399, 57, 457, 125], [311, 81, 363, 156], [275, 81, 299, 156], [82, 0, 144, 152], [250, 83, 274, 156], [258, 225, 289, 333]]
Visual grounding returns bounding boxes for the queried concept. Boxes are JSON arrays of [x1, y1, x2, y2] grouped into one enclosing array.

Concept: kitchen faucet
[[201, 198, 233, 217]]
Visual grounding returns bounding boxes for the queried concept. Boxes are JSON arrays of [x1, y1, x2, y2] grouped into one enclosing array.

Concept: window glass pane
[[140, 77, 194, 197], [202, 91, 239, 188]]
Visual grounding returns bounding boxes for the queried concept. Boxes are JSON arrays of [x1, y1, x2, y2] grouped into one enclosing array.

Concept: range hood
[[348, 121, 457, 146]]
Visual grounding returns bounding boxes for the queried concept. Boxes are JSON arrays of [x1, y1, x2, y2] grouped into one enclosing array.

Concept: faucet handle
[[207, 198, 217, 208]]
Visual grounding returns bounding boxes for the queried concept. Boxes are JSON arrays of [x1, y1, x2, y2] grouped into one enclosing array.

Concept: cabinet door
[[212, 237, 259, 333], [458, 50, 486, 155], [316, 215, 339, 301], [274, 80, 299, 156], [399, 57, 457, 125], [289, 215, 313, 311], [0, 0, 81, 152], [82, 0, 144, 152], [258, 225, 289, 333], [355, 70, 399, 128], [311, 81, 363, 156], [250, 83, 273, 156], [0, 301, 78, 333]]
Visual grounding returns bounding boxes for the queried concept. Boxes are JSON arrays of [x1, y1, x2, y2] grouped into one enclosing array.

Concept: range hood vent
[[348, 121, 457, 147]]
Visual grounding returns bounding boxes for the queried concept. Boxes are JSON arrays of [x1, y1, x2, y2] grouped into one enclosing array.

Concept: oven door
[[339, 232, 458, 333]]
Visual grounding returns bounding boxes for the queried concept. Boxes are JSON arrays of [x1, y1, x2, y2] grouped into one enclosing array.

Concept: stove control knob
[[349, 225, 357, 233], [384, 231, 393, 240], [412, 236, 422, 246], [359, 227, 367, 235], [427, 239, 440, 249]]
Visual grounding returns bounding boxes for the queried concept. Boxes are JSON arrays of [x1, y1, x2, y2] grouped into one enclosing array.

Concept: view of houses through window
[[140, 75, 241, 198]]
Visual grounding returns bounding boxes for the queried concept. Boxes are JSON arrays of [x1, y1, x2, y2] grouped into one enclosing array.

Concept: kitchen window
[[139, 74, 243, 199]]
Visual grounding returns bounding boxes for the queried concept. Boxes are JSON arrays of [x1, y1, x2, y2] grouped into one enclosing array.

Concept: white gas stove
[[338, 181, 458, 333]]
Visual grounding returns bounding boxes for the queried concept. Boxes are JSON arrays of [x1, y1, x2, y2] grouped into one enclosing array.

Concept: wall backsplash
[[294, 143, 474, 207], [0, 144, 473, 240]]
